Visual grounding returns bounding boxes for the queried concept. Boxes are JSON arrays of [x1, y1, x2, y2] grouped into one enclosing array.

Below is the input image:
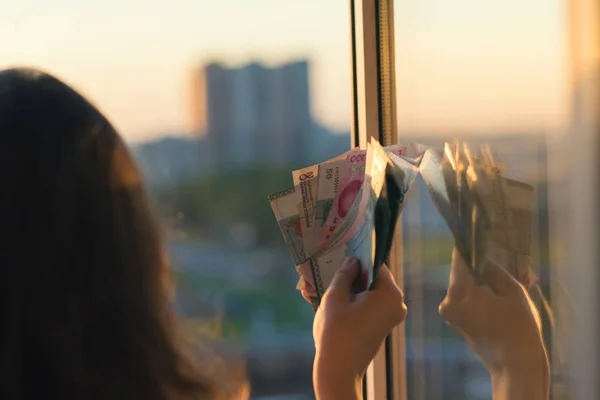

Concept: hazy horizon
[[131, 126, 553, 147], [2, 0, 568, 142]]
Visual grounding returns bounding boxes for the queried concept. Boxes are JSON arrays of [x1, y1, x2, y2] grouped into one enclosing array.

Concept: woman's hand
[[439, 248, 550, 400], [311, 257, 407, 400]]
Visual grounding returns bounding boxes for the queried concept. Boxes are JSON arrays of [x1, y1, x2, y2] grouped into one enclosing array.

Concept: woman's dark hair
[[0, 68, 217, 400]]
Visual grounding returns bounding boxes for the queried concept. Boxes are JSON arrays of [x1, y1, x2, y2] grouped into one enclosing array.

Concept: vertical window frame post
[[350, 1, 407, 399], [566, 0, 600, 397]]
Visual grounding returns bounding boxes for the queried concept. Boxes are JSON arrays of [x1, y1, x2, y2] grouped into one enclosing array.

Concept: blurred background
[[1, 0, 583, 399]]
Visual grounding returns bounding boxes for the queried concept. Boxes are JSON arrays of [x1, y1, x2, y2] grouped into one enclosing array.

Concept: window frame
[[349, 1, 406, 399], [351, 0, 600, 399], [565, 0, 600, 397]]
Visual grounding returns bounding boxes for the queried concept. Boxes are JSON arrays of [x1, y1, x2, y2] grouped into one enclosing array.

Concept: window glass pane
[[394, 1, 572, 399], [1, 1, 350, 398]]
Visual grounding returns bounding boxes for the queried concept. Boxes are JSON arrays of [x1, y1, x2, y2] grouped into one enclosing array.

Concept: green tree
[[155, 165, 298, 244]]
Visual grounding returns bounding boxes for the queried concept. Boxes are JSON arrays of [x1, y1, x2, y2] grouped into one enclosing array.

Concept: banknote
[[342, 140, 391, 290], [309, 140, 418, 298], [293, 153, 348, 252], [419, 147, 465, 251], [274, 153, 353, 308], [274, 143, 421, 305], [387, 152, 421, 200], [268, 185, 321, 309], [269, 139, 535, 310], [419, 141, 536, 288], [310, 158, 346, 254], [297, 178, 318, 256], [313, 151, 420, 265], [292, 151, 350, 184], [315, 144, 408, 250], [483, 176, 536, 287], [462, 142, 536, 287], [310, 141, 388, 296], [267, 187, 305, 266], [409, 142, 432, 159], [372, 154, 417, 279], [295, 260, 320, 310], [293, 151, 352, 257], [345, 139, 402, 290], [295, 156, 353, 263]]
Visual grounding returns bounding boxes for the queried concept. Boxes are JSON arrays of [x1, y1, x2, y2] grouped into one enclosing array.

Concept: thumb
[[326, 257, 361, 306], [446, 248, 475, 301], [480, 258, 521, 296]]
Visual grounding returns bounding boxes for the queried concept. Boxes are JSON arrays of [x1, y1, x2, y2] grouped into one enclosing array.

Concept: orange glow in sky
[[0, 0, 568, 142]]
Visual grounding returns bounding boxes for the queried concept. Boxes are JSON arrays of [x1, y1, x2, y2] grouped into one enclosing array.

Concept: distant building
[[189, 60, 311, 169]]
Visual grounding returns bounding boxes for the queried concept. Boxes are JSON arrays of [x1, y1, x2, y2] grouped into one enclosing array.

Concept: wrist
[[491, 353, 550, 400]]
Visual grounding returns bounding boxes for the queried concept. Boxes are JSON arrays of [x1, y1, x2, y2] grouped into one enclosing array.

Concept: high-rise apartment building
[[189, 60, 311, 169]]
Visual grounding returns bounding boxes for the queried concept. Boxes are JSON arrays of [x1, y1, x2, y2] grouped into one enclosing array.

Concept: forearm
[[314, 377, 362, 400], [313, 354, 362, 400], [491, 360, 550, 400]]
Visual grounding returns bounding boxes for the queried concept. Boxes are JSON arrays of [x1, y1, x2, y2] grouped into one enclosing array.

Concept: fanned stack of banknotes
[[269, 138, 537, 310]]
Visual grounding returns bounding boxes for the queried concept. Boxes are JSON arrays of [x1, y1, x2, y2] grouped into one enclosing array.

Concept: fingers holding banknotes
[[312, 257, 407, 399], [439, 248, 549, 382]]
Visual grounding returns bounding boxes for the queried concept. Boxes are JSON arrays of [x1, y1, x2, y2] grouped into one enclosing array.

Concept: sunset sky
[[1, 0, 568, 143]]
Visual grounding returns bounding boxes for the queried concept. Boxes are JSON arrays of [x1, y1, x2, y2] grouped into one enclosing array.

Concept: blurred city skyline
[[1, 0, 568, 143]]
